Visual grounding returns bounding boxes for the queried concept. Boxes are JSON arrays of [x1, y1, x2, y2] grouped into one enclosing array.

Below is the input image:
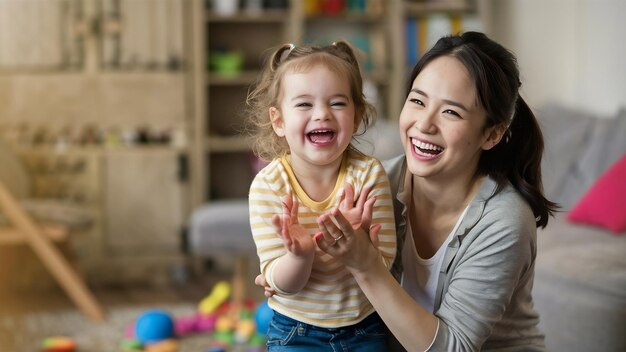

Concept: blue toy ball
[[254, 300, 274, 334], [135, 309, 174, 344]]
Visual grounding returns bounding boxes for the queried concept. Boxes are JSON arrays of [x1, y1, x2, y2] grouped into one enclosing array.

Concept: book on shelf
[[405, 13, 464, 67]]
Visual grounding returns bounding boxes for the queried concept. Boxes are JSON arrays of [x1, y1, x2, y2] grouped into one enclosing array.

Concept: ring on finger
[[332, 234, 344, 244]]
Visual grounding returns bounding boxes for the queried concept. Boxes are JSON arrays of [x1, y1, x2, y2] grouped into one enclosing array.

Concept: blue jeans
[[266, 311, 388, 352]]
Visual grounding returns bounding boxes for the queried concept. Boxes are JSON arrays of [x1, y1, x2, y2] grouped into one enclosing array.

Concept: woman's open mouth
[[411, 138, 444, 158]]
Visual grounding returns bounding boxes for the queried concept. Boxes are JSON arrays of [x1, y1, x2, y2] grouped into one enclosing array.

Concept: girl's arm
[[265, 196, 316, 294]]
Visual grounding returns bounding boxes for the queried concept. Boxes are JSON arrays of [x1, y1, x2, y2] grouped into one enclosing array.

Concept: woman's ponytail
[[505, 97, 558, 227]]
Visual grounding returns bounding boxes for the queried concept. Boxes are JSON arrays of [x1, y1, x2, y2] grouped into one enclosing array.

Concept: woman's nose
[[415, 110, 437, 134]]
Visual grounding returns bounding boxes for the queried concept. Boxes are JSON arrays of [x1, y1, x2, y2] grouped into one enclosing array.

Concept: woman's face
[[399, 56, 501, 183]]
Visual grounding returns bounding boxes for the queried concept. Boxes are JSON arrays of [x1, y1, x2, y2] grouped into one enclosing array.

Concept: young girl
[[246, 41, 397, 351]]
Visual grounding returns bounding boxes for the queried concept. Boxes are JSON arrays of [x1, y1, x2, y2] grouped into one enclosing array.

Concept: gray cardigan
[[383, 156, 546, 352]]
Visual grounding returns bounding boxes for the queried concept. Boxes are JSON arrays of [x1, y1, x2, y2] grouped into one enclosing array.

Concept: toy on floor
[[41, 336, 76, 352], [198, 280, 231, 314], [122, 281, 272, 350], [254, 300, 273, 334], [135, 309, 175, 344]]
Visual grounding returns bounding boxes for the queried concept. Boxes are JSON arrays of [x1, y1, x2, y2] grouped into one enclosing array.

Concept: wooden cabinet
[[14, 147, 189, 285], [188, 0, 482, 205]]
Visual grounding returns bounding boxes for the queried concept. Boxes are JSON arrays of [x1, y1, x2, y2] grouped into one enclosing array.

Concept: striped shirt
[[249, 149, 396, 328]]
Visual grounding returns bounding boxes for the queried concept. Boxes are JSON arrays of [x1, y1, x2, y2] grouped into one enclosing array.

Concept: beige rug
[[0, 303, 262, 352]]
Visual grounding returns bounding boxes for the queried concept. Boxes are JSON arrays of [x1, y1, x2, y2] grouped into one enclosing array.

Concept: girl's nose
[[313, 105, 330, 121]]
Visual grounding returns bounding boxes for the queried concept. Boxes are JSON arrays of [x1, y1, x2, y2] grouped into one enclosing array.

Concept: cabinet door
[[0, 0, 83, 70], [103, 150, 185, 254]]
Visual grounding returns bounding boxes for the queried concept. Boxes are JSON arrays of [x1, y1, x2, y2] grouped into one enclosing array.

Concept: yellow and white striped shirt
[[249, 149, 396, 328]]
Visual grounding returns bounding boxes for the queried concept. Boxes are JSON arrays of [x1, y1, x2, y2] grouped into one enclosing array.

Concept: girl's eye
[[331, 101, 347, 107], [295, 102, 312, 108]]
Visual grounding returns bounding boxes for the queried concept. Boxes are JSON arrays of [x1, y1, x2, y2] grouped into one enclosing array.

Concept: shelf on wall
[[404, 1, 475, 15], [207, 70, 260, 86], [206, 11, 289, 23], [206, 136, 251, 153]]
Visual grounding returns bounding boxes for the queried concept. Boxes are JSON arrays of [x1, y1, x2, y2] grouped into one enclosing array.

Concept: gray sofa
[[533, 104, 626, 352]]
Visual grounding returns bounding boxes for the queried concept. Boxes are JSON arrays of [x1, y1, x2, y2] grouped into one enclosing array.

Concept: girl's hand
[[255, 274, 276, 298], [338, 183, 376, 231], [271, 196, 316, 258]]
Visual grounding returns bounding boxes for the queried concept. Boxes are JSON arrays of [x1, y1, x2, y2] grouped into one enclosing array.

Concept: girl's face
[[270, 64, 357, 170], [399, 56, 503, 183]]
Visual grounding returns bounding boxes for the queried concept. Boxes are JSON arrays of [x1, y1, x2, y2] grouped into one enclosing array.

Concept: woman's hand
[[315, 206, 382, 273], [271, 195, 316, 258]]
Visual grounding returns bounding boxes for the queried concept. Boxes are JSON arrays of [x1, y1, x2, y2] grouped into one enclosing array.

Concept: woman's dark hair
[[407, 31, 557, 228]]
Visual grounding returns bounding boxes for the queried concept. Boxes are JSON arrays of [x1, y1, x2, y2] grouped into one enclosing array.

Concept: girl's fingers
[[355, 185, 372, 211], [282, 214, 293, 246], [342, 183, 355, 207], [361, 196, 376, 230], [291, 196, 299, 224], [317, 214, 338, 244], [271, 214, 282, 234], [369, 223, 381, 248], [330, 207, 356, 234]]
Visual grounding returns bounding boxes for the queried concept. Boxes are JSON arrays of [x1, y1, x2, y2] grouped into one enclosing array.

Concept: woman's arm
[[316, 209, 438, 351]]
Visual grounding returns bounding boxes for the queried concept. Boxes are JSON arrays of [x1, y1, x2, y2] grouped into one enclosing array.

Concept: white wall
[[487, 0, 626, 116]]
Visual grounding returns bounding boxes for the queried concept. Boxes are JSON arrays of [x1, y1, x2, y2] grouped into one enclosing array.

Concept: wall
[[488, 0, 626, 116]]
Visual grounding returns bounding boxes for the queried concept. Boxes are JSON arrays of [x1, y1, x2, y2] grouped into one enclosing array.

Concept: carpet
[[0, 302, 262, 352]]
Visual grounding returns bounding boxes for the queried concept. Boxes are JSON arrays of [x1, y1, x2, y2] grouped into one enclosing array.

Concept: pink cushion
[[567, 153, 626, 234]]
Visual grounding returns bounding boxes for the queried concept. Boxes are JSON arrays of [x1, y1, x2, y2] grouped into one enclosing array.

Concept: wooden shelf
[[206, 136, 251, 153], [404, 1, 474, 15], [207, 11, 289, 23], [207, 70, 260, 86]]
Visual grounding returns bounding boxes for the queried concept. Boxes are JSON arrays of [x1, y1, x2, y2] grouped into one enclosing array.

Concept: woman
[[261, 31, 556, 350]]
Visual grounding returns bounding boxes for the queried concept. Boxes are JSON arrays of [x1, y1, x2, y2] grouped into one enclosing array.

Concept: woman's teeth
[[412, 139, 443, 156]]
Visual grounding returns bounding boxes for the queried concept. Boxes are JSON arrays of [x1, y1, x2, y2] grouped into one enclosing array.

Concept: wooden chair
[[0, 141, 104, 321]]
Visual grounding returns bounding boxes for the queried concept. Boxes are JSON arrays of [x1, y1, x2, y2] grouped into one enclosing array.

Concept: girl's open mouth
[[307, 129, 336, 144]]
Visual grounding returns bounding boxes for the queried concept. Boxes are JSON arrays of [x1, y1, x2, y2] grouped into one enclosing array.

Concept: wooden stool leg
[[0, 181, 105, 321], [230, 255, 248, 316]]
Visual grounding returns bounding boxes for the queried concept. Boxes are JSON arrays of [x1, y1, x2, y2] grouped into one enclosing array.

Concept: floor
[[0, 263, 266, 351]]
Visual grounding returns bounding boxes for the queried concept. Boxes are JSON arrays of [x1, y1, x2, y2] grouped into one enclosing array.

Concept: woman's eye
[[409, 98, 424, 106], [443, 109, 461, 117]]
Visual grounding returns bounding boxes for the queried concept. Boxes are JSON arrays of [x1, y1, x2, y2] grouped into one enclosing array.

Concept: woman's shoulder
[[474, 178, 536, 237]]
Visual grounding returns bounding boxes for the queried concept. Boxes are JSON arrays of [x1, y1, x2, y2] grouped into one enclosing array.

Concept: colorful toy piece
[[41, 336, 76, 352], [135, 309, 175, 344], [198, 280, 231, 315], [254, 300, 274, 334], [144, 339, 178, 352], [119, 339, 143, 351]]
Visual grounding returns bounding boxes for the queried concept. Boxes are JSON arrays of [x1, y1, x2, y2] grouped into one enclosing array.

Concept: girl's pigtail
[[270, 43, 295, 71]]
